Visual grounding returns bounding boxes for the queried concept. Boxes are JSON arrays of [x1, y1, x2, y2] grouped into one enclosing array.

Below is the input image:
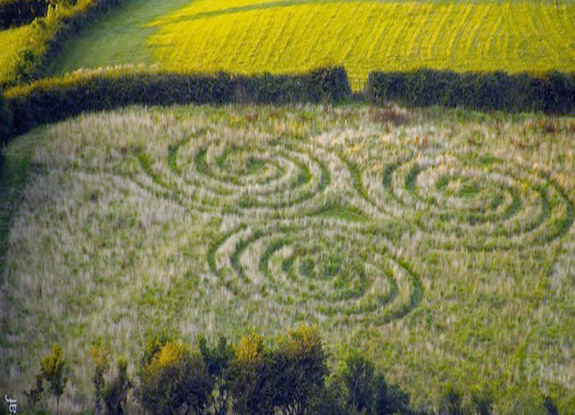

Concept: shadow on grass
[[0, 132, 39, 285]]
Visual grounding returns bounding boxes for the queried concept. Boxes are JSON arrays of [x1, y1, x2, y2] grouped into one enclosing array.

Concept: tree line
[[8, 326, 564, 415]]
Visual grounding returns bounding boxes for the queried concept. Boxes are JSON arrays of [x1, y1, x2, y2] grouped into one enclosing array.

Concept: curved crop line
[[404, 3, 435, 65], [534, 171, 575, 243], [443, 3, 474, 68], [547, 4, 575, 62], [206, 223, 424, 324], [134, 133, 334, 212], [424, 2, 454, 66], [206, 223, 249, 290], [343, 150, 574, 249], [361, 3, 396, 76], [525, 2, 564, 63], [482, 2, 507, 67], [455, 3, 489, 71]]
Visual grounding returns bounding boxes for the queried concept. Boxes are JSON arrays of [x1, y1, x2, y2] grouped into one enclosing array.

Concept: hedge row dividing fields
[[2, 66, 574, 147]]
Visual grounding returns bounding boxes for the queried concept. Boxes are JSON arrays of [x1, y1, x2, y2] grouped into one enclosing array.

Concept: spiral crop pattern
[[349, 151, 574, 250], [99, 126, 574, 324]]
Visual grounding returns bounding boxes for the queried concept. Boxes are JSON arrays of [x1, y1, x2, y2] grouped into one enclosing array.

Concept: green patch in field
[[0, 129, 41, 282], [313, 202, 367, 221], [48, 0, 194, 75]]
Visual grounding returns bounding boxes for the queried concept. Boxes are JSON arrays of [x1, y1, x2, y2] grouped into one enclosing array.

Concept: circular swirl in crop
[[208, 223, 422, 325], [353, 152, 574, 249], [134, 131, 330, 214]]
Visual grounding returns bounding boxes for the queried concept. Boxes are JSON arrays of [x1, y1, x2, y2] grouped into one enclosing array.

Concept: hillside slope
[[2, 105, 575, 412]]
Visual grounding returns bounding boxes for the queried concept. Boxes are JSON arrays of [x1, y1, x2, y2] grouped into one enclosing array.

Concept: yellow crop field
[[0, 25, 32, 84], [144, 0, 575, 90]]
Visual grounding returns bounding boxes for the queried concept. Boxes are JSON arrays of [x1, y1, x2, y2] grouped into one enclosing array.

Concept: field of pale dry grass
[[1, 104, 574, 413]]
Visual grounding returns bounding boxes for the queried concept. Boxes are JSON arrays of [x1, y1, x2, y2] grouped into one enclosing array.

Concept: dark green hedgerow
[[1, 66, 351, 143], [366, 70, 575, 114], [0, 91, 12, 141], [0, 0, 49, 29]]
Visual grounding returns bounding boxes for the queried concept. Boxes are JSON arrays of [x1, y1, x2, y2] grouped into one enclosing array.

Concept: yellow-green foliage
[[145, 0, 575, 90], [90, 346, 109, 412], [145, 341, 190, 372], [40, 344, 69, 414], [230, 331, 273, 415], [0, 24, 32, 83], [234, 332, 265, 364], [139, 341, 213, 415], [0, 0, 122, 85], [274, 326, 328, 414], [282, 326, 324, 357]]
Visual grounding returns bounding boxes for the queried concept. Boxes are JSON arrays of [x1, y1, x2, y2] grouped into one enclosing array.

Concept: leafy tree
[[40, 344, 68, 415], [342, 351, 375, 414], [138, 341, 213, 415], [271, 326, 328, 415], [229, 331, 273, 415], [310, 378, 347, 415], [199, 334, 234, 415], [104, 357, 131, 415], [91, 346, 110, 415]]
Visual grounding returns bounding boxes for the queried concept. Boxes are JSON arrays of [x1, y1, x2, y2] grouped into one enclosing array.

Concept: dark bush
[[0, 0, 48, 29], [376, 381, 411, 415], [471, 387, 493, 415], [138, 341, 213, 415], [342, 351, 376, 413], [3, 65, 351, 141], [367, 69, 575, 114], [199, 335, 234, 415], [90, 346, 109, 415], [0, 91, 12, 143], [271, 326, 328, 415], [229, 332, 274, 415], [542, 396, 559, 415], [310, 382, 348, 415], [104, 357, 131, 415], [234, 66, 350, 104], [545, 72, 575, 114]]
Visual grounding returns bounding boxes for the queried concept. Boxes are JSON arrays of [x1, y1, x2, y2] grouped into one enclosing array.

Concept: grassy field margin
[[0, 0, 124, 86]]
